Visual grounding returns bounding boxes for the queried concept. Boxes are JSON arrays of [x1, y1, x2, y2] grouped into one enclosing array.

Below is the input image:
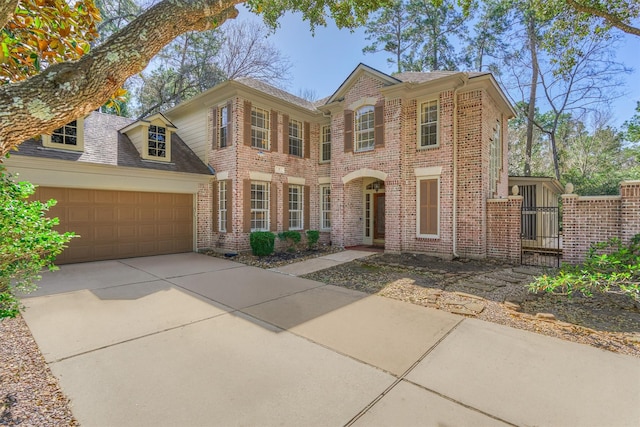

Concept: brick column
[[560, 193, 580, 265], [486, 196, 522, 263], [620, 180, 640, 245]]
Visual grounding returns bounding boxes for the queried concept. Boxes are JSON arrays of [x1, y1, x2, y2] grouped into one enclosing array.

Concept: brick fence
[[486, 196, 522, 264], [561, 181, 640, 264]]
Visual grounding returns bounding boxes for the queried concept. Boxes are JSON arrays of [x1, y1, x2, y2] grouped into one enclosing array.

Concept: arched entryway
[[341, 169, 388, 248]]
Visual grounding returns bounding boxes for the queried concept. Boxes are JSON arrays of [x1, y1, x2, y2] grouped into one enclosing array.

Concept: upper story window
[[148, 125, 167, 158], [121, 113, 176, 162], [288, 119, 303, 157], [419, 100, 439, 148], [355, 105, 375, 152], [489, 118, 503, 195], [219, 105, 229, 148], [320, 125, 331, 162], [42, 117, 85, 152], [251, 106, 270, 150]]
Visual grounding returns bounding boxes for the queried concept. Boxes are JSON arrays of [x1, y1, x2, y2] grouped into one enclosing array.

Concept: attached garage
[[35, 187, 195, 264]]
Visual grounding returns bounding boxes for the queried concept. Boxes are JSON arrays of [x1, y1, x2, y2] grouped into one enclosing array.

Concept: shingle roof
[[235, 77, 318, 111], [14, 111, 212, 175], [393, 71, 489, 83]]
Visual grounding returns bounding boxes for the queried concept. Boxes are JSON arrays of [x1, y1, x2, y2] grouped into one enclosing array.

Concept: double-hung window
[[320, 184, 331, 230], [355, 105, 375, 152], [250, 181, 270, 231], [251, 107, 270, 150], [148, 125, 167, 158], [288, 185, 304, 230], [419, 100, 439, 148], [320, 125, 331, 162], [289, 119, 303, 157]]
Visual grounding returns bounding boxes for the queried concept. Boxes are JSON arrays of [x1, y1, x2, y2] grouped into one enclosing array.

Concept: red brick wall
[[196, 182, 213, 250], [486, 196, 522, 263], [562, 181, 640, 264]]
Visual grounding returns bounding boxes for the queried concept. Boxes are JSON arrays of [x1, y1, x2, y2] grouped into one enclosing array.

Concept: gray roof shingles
[[14, 111, 212, 175]]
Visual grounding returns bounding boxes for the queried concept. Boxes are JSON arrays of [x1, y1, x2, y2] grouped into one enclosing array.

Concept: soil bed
[[302, 252, 640, 358], [205, 245, 341, 269]]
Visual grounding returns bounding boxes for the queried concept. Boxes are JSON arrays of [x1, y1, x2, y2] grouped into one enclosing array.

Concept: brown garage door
[[34, 187, 194, 264]]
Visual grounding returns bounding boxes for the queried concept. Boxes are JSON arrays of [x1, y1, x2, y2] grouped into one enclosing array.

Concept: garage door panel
[[67, 189, 93, 204], [35, 187, 193, 264], [68, 207, 94, 222]]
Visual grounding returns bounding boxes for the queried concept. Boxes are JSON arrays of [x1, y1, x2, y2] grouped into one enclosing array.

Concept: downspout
[[452, 75, 468, 259]]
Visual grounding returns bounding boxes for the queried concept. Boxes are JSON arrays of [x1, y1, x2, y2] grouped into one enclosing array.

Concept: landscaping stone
[[536, 313, 557, 321]]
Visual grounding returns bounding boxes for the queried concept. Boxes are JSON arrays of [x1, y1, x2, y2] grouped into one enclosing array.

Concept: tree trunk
[[549, 132, 561, 180], [0, 0, 241, 157], [524, 13, 539, 177]]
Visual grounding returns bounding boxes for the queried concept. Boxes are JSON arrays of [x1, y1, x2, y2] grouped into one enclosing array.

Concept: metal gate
[[520, 185, 561, 267]]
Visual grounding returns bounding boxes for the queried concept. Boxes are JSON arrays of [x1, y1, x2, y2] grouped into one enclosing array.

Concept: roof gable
[[325, 63, 400, 105]]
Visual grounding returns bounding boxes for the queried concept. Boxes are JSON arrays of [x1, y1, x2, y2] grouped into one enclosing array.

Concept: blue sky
[[238, 10, 640, 128]]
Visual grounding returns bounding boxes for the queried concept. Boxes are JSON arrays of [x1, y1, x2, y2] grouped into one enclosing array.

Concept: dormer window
[[42, 117, 85, 152], [148, 125, 167, 158], [120, 113, 176, 163]]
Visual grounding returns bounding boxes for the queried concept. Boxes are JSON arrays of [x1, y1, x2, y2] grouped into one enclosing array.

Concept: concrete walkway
[[21, 252, 640, 426], [268, 249, 375, 276]]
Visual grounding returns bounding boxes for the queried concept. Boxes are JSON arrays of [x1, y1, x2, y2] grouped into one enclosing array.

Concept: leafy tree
[[623, 101, 640, 143], [0, 0, 389, 157], [0, 166, 75, 318], [362, 0, 419, 72], [0, 0, 100, 84]]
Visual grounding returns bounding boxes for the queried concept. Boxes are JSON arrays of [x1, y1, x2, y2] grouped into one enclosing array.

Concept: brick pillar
[[486, 196, 522, 263], [560, 193, 580, 265], [384, 179, 402, 253], [620, 180, 640, 245]]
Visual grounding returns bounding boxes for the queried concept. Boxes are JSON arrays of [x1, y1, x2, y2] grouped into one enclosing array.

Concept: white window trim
[[288, 185, 304, 230], [218, 180, 227, 232], [250, 181, 270, 232], [251, 106, 270, 150], [320, 124, 331, 163], [42, 117, 85, 152], [416, 174, 441, 239], [417, 99, 440, 149], [288, 118, 304, 157], [219, 104, 229, 148], [320, 184, 331, 231], [355, 105, 375, 153]]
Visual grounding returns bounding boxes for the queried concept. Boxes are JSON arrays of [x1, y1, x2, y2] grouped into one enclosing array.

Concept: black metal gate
[[520, 185, 561, 267]]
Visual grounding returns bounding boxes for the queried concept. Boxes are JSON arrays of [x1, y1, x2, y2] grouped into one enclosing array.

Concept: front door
[[373, 193, 385, 240]]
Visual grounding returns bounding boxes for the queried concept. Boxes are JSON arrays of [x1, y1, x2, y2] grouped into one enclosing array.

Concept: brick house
[[5, 63, 516, 263]]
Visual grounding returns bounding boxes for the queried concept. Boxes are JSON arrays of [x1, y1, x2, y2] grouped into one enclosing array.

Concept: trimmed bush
[[250, 231, 275, 256], [306, 230, 320, 249], [278, 230, 302, 252]]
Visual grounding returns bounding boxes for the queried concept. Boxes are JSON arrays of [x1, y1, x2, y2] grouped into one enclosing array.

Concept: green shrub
[[278, 231, 301, 252], [250, 231, 275, 256], [529, 234, 640, 305], [1, 166, 76, 319], [306, 230, 320, 250]]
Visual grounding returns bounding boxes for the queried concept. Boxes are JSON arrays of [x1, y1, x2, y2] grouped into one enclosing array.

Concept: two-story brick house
[[5, 63, 515, 263], [166, 63, 515, 259]]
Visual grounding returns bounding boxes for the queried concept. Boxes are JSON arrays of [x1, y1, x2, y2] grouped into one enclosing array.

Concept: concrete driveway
[[22, 253, 640, 426]]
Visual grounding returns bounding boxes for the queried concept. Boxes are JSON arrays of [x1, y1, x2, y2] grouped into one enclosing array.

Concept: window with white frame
[[219, 105, 228, 148], [51, 120, 79, 146], [251, 107, 270, 150], [250, 181, 270, 231], [218, 181, 227, 232], [419, 100, 439, 147], [355, 105, 375, 152], [289, 119, 303, 157], [320, 125, 331, 162], [320, 184, 331, 230], [417, 177, 439, 237], [489, 118, 502, 195], [148, 125, 167, 158], [288, 185, 304, 230]]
